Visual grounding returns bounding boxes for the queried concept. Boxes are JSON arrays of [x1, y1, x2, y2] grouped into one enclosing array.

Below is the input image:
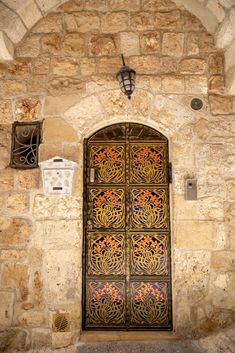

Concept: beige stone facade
[[0, 0, 235, 351]]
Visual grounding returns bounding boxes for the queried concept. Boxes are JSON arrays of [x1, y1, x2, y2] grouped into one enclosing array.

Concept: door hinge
[[168, 162, 173, 183]]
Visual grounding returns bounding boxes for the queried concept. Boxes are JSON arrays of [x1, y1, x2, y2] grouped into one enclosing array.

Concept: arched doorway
[[83, 123, 172, 330]]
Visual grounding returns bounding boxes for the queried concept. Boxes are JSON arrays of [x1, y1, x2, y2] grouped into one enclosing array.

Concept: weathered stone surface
[[32, 13, 62, 33], [1, 79, 27, 97], [207, 0, 225, 23], [212, 272, 235, 310], [97, 57, 120, 74], [31, 56, 50, 74], [51, 57, 78, 76], [185, 76, 208, 94], [155, 10, 183, 30], [31, 328, 51, 349], [175, 221, 214, 249], [1, 263, 29, 300], [55, 196, 81, 219], [33, 195, 55, 219], [107, 0, 140, 11], [209, 95, 233, 115], [183, 10, 204, 31], [136, 75, 161, 92], [186, 32, 199, 56], [211, 251, 235, 270], [142, 0, 176, 11], [18, 310, 45, 326], [6, 193, 29, 214], [209, 53, 224, 75], [162, 75, 184, 93], [130, 12, 154, 31], [226, 179, 235, 201], [14, 170, 40, 190], [65, 12, 100, 32], [48, 77, 84, 95], [0, 291, 14, 326], [0, 170, 14, 191], [120, 32, 140, 56], [52, 332, 72, 349], [64, 33, 84, 55], [33, 270, 43, 304], [128, 55, 158, 74], [89, 35, 117, 56], [29, 75, 47, 94], [179, 58, 206, 74], [1, 249, 27, 261], [174, 195, 198, 220], [43, 118, 77, 142], [16, 35, 40, 58], [44, 94, 80, 116], [0, 217, 30, 246], [7, 59, 29, 77], [41, 33, 61, 54], [0, 100, 13, 123], [140, 31, 160, 53], [101, 12, 128, 33], [57, 0, 83, 12], [131, 90, 153, 117], [99, 90, 127, 116], [162, 32, 184, 57], [85, 0, 107, 11], [39, 143, 63, 162], [44, 220, 80, 248], [209, 75, 225, 94], [15, 97, 41, 121], [160, 56, 178, 73], [80, 58, 96, 75]]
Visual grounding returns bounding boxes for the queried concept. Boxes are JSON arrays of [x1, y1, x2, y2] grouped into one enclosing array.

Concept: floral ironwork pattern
[[87, 281, 125, 325], [130, 144, 167, 184], [131, 189, 168, 229], [90, 145, 125, 184], [131, 233, 168, 275], [130, 282, 168, 325], [88, 233, 125, 275], [89, 189, 125, 229]]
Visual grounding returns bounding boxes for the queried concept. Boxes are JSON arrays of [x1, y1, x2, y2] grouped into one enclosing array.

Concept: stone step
[[80, 331, 182, 342]]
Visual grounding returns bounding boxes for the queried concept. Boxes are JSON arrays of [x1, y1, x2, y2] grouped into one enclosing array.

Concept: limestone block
[[162, 75, 184, 93], [107, 0, 140, 11], [216, 7, 235, 48], [44, 220, 80, 248], [89, 35, 117, 56], [185, 32, 199, 56], [55, 196, 82, 219], [192, 119, 210, 141], [175, 221, 214, 249], [155, 10, 183, 30], [131, 90, 153, 117], [45, 249, 79, 304], [182, 10, 204, 31], [97, 57, 120, 74], [44, 94, 80, 116], [199, 32, 216, 53], [197, 196, 225, 220], [0, 170, 14, 191], [162, 32, 184, 57], [15, 97, 41, 121], [1, 263, 29, 301], [0, 3, 27, 44], [209, 95, 233, 115], [14, 170, 40, 190], [64, 33, 85, 55], [80, 58, 96, 75], [6, 193, 29, 214], [226, 179, 235, 201], [39, 143, 63, 162], [99, 90, 127, 116], [225, 203, 235, 249], [47, 77, 84, 95], [1, 79, 27, 97], [160, 57, 178, 73], [212, 272, 235, 309], [206, 0, 225, 23], [52, 332, 72, 349], [36, 0, 62, 13], [140, 31, 160, 54], [18, 311, 45, 326], [130, 12, 154, 31], [1, 250, 27, 261], [219, 0, 234, 8], [16, 35, 40, 58], [85, 0, 107, 11], [32, 13, 62, 33], [128, 55, 158, 74], [213, 222, 227, 250], [185, 75, 208, 94], [120, 32, 140, 56], [33, 270, 43, 304], [85, 75, 117, 94], [179, 58, 206, 74], [63, 143, 81, 164], [226, 66, 235, 95], [142, 0, 176, 10], [41, 33, 61, 54], [209, 53, 224, 74], [65, 12, 100, 32], [33, 195, 55, 219], [208, 75, 225, 94], [0, 31, 14, 62], [43, 118, 77, 142], [29, 75, 48, 94], [101, 12, 128, 33], [32, 222, 44, 248], [31, 328, 51, 349], [211, 251, 235, 270], [0, 217, 30, 246], [0, 291, 14, 326], [225, 39, 235, 72], [29, 248, 43, 265], [8, 60, 29, 78], [51, 57, 78, 76], [31, 57, 50, 74], [136, 76, 161, 93], [173, 195, 198, 220]]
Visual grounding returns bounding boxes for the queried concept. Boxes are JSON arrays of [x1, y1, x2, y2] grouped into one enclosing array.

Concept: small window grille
[[11, 122, 41, 169]]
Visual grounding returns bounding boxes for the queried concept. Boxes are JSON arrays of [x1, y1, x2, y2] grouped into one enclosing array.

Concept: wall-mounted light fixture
[[116, 54, 136, 99]]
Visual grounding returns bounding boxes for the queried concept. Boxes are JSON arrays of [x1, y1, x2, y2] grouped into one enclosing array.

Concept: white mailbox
[[39, 156, 78, 195]]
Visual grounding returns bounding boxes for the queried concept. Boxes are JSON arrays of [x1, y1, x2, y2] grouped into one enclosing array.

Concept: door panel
[[83, 123, 172, 330]]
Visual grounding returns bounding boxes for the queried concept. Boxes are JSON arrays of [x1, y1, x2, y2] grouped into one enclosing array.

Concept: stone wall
[[0, 0, 235, 350]]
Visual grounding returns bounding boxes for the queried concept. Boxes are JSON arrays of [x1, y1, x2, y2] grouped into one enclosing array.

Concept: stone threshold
[[80, 331, 182, 342]]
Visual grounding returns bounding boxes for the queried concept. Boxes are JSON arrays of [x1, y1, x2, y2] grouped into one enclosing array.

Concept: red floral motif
[[94, 190, 122, 209], [93, 235, 122, 254], [134, 190, 162, 208], [92, 283, 122, 303], [94, 147, 122, 165], [134, 147, 161, 165], [134, 237, 162, 254], [134, 283, 164, 303]]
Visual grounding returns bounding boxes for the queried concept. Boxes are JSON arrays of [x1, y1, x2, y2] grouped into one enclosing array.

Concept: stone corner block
[[0, 31, 14, 62]]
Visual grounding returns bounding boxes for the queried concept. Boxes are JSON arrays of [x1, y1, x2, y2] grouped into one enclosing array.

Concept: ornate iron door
[[83, 123, 172, 330]]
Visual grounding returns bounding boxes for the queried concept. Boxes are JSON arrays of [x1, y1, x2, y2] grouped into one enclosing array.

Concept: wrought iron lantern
[[116, 54, 136, 99]]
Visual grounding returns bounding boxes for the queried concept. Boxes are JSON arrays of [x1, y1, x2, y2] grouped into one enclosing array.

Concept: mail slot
[[185, 179, 197, 200]]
